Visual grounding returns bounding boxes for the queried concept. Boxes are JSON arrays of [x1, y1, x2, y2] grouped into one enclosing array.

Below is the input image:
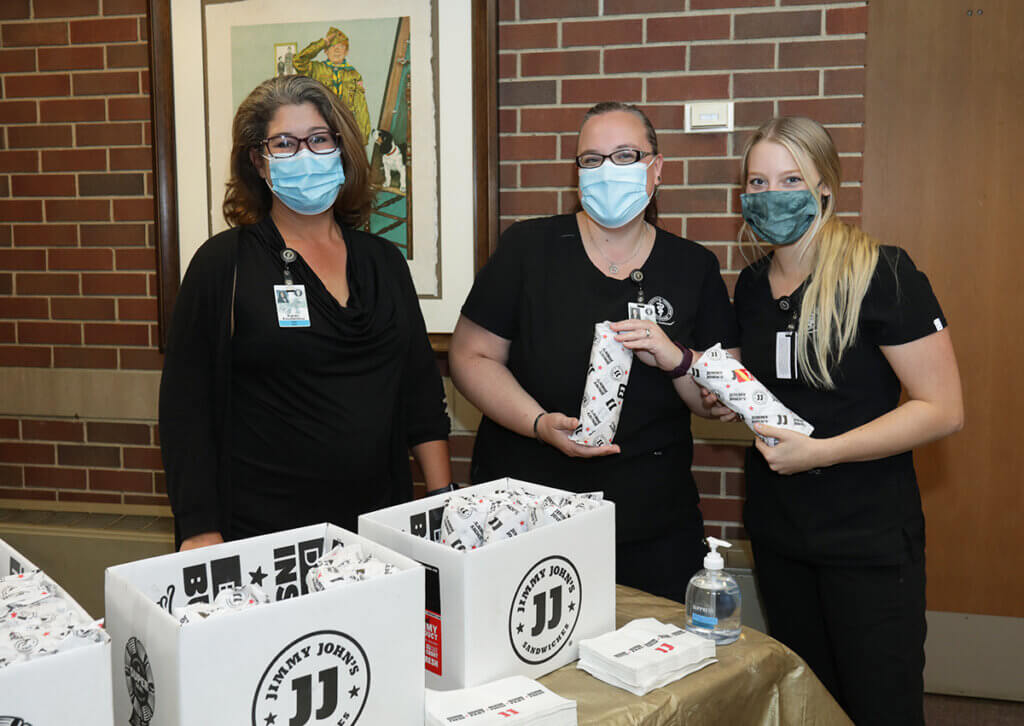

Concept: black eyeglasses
[[575, 149, 654, 169], [261, 132, 341, 159]]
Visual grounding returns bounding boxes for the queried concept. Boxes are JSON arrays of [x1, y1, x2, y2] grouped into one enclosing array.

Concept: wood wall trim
[[0, 368, 160, 421]]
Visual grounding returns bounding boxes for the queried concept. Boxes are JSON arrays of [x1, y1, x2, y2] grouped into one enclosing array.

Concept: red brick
[[499, 22, 557, 50], [499, 80, 556, 107], [658, 188, 728, 213], [0, 48, 36, 72], [45, 199, 109, 221], [637, 104, 684, 131], [113, 197, 153, 221], [691, 0, 771, 7], [0, 345, 51, 366], [0, 463, 24, 487], [73, 71, 139, 96], [103, 0, 147, 14], [498, 0, 514, 21], [562, 77, 642, 104], [82, 273, 145, 296], [88, 421, 149, 445], [113, 247, 154, 270], [691, 44, 774, 71], [122, 445, 162, 469], [779, 39, 865, 68], [7, 124, 73, 149], [70, 17, 136, 43], [605, 0, 682, 11], [694, 469, 721, 496], [520, 162, 576, 188], [734, 70, 819, 98], [109, 147, 151, 171], [498, 52, 516, 80], [500, 109, 517, 135], [0, 418, 19, 438], [0, 442, 54, 465], [88, 468, 151, 492], [499, 135, 558, 161], [659, 132, 727, 157], [734, 100, 775, 128], [688, 158, 742, 185], [0, 200, 43, 222], [24, 466, 87, 489], [0, 297, 49, 318], [80, 223, 146, 245], [521, 50, 599, 77], [700, 496, 744, 523], [827, 6, 867, 35], [37, 45, 104, 71], [0, 487, 56, 501], [646, 14, 730, 42], [826, 126, 863, 154], [105, 42, 148, 68], [1, 21, 68, 46], [659, 159, 684, 185], [521, 107, 587, 133], [120, 348, 162, 369], [11, 174, 76, 197], [3, 73, 71, 98], [0, 249, 45, 270], [41, 148, 107, 172], [499, 163, 517, 187], [47, 248, 111, 270], [779, 97, 864, 125], [519, 0, 597, 19], [0, 322, 12, 342], [605, 45, 685, 74], [0, 150, 39, 172], [22, 420, 84, 442], [124, 493, 169, 506], [16, 272, 78, 295], [108, 96, 149, 121], [724, 471, 745, 497], [562, 19, 642, 47], [118, 297, 156, 320], [735, 10, 820, 39], [687, 216, 743, 242], [35, 0, 99, 17], [53, 346, 117, 368], [84, 321, 147, 345], [51, 297, 115, 320], [499, 190, 559, 216], [40, 98, 105, 122], [824, 68, 864, 96], [692, 442, 745, 468], [18, 321, 80, 344], [0, 100, 36, 123], [77, 121, 142, 146]]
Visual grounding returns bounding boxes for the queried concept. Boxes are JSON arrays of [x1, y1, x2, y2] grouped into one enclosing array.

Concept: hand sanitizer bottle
[[685, 536, 742, 645]]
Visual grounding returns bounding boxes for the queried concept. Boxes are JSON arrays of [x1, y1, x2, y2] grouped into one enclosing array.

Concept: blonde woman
[[732, 117, 962, 725]]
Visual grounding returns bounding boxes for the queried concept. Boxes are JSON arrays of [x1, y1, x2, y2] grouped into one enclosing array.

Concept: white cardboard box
[[358, 478, 616, 690], [0, 538, 114, 725], [104, 524, 424, 726]]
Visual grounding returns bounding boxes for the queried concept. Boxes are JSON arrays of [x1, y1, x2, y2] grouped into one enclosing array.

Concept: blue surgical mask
[[579, 158, 653, 229], [740, 190, 818, 246], [265, 149, 345, 215]]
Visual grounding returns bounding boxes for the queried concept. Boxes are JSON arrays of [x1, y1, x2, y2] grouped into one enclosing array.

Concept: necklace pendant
[[609, 263, 619, 273]]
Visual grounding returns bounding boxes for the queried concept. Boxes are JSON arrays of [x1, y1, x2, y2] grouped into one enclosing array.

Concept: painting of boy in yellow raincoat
[[292, 27, 372, 145]]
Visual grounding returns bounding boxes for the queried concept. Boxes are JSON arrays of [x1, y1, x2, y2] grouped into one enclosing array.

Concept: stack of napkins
[[425, 675, 576, 726], [577, 618, 717, 696]]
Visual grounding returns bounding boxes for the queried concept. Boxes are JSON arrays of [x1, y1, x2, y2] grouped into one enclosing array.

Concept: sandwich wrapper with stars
[[569, 321, 633, 447]]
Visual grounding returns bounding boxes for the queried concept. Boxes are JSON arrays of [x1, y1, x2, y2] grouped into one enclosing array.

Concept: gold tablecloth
[[538, 585, 853, 726]]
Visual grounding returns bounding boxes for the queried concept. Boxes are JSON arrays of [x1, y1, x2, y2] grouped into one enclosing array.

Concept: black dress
[[461, 214, 738, 600], [159, 216, 449, 545]]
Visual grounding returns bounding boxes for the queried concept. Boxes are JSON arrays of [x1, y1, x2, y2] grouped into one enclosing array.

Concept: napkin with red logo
[[425, 675, 577, 726], [569, 321, 633, 447], [690, 343, 814, 446]]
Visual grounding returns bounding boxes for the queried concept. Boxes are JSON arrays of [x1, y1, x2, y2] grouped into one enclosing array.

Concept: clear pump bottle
[[684, 536, 742, 645]]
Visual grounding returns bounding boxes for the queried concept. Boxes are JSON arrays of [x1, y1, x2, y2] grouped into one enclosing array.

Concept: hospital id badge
[[627, 302, 657, 321], [274, 284, 310, 327], [776, 331, 797, 379]]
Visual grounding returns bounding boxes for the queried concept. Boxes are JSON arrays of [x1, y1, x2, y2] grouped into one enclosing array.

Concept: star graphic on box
[[568, 601, 576, 612], [249, 566, 267, 586], [264, 713, 277, 724], [516, 622, 524, 634], [349, 685, 361, 698]]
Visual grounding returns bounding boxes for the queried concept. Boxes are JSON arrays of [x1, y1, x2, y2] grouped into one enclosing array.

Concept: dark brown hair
[[223, 74, 373, 227], [578, 101, 659, 225]]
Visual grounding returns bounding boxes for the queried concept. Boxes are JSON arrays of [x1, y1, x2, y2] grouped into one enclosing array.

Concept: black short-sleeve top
[[734, 245, 947, 564], [461, 214, 738, 539]]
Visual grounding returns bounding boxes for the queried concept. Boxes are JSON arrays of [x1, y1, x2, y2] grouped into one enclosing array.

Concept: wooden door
[[863, 0, 1024, 616]]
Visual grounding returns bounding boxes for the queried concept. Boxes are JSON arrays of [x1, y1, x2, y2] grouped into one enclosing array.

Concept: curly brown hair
[[223, 75, 373, 228]]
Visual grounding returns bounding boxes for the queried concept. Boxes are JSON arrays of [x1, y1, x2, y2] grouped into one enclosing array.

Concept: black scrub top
[[461, 214, 738, 541], [734, 245, 947, 565]]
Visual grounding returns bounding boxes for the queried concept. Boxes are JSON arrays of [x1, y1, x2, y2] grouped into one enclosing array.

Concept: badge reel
[[626, 269, 656, 321], [274, 248, 311, 328]]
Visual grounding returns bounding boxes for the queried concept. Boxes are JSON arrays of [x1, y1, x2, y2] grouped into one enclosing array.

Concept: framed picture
[[148, 0, 497, 349]]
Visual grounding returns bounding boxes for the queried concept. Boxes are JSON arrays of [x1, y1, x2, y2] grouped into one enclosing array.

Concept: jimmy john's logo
[[508, 556, 581, 665], [124, 637, 155, 726], [253, 630, 370, 726]]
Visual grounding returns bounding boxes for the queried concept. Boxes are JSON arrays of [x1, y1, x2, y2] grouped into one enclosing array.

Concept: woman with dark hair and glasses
[[449, 102, 738, 600], [159, 75, 451, 551]]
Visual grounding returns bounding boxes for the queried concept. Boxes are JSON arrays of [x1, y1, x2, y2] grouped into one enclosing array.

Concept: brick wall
[[496, 0, 868, 538], [1, 1, 868, 537]]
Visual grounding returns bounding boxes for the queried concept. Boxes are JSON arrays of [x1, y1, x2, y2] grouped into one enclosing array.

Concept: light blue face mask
[[579, 158, 653, 229], [265, 149, 345, 215], [740, 189, 819, 246]]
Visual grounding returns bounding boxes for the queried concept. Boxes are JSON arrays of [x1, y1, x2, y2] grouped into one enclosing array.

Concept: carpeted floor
[[924, 694, 1024, 725]]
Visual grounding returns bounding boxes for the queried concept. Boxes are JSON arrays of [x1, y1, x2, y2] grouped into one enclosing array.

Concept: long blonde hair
[[739, 117, 880, 389]]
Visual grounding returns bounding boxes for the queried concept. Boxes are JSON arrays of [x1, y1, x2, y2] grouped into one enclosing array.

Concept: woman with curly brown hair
[[160, 75, 451, 551]]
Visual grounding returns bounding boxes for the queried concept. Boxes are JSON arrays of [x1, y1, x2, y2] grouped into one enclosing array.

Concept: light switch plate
[[685, 101, 734, 133]]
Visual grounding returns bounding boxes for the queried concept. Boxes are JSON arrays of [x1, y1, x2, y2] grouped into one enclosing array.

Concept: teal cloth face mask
[[740, 190, 818, 246], [579, 158, 653, 229], [266, 149, 345, 215]]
